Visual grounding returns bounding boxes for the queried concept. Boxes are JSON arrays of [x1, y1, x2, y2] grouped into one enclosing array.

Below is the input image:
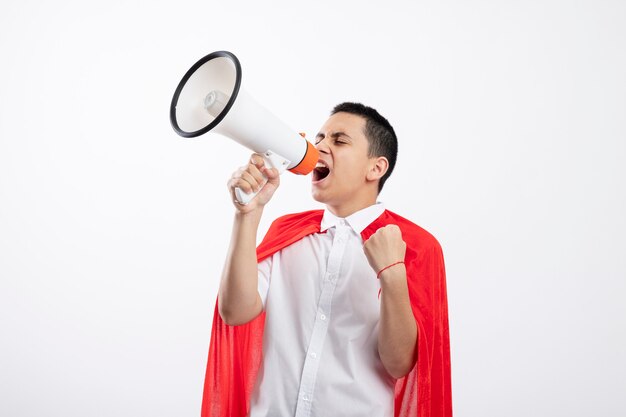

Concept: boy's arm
[[378, 265, 418, 378], [363, 224, 418, 378], [218, 210, 265, 326], [217, 154, 279, 326]]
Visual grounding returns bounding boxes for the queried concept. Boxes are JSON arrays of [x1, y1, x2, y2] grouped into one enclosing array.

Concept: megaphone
[[169, 50, 319, 204]]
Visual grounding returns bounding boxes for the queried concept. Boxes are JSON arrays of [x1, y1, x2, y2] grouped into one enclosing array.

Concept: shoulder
[[268, 209, 324, 231], [376, 210, 446, 273], [257, 209, 324, 262], [381, 209, 443, 253]]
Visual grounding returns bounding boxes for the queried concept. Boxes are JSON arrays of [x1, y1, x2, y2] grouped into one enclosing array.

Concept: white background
[[1, 1, 625, 416]]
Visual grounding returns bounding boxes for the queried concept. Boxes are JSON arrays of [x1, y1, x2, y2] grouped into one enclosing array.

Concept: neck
[[326, 195, 378, 218]]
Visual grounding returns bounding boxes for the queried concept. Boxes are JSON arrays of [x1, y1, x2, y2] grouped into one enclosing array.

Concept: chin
[[311, 187, 332, 204], [311, 189, 325, 203]]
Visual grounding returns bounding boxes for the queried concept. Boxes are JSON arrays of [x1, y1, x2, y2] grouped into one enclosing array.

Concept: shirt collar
[[320, 202, 385, 234]]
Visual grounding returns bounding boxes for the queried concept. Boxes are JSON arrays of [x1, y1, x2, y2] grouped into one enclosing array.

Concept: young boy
[[202, 103, 452, 417]]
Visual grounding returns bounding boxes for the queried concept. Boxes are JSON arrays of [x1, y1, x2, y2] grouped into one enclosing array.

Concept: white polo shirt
[[248, 202, 396, 417]]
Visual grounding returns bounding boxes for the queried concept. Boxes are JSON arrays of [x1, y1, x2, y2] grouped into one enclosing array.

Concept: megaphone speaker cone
[[170, 51, 242, 138]]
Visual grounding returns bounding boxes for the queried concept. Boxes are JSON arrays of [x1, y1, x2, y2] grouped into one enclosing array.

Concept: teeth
[[316, 161, 329, 168]]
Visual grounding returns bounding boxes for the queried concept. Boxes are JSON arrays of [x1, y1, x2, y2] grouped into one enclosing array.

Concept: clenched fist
[[363, 224, 406, 277]]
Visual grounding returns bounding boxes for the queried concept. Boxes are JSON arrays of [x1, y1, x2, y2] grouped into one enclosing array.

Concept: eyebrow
[[315, 131, 353, 140]]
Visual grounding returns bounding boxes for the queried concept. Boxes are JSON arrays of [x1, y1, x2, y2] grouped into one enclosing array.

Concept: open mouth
[[312, 161, 331, 182]]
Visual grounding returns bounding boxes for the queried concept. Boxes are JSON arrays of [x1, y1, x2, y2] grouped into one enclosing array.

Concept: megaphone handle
[[234, 150, 291, 205]]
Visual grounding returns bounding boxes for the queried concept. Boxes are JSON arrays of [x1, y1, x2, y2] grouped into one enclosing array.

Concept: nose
[[315, 137, 330, 154]]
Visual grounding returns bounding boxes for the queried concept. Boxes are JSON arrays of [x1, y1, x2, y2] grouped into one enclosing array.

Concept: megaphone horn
[[169, 50, 319, 204]]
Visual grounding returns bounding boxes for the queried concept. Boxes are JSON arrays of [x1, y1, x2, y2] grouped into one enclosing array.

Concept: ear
[[366, 156, 389, 182]]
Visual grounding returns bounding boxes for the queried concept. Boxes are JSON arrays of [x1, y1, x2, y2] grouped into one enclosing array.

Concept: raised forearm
[[218, 209, 264, 325], [378, 264, 418, 379]]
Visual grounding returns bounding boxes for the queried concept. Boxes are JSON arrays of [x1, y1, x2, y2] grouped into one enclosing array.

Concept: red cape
[[201, 209, 452, 417]]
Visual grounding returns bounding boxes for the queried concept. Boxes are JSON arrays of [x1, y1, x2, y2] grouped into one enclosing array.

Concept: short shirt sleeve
[[257, 255, 272, 310]]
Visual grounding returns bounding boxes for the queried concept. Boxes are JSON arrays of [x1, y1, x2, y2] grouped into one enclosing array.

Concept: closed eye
[[315, 131, 352, 146], [315, 139, 346, 145]]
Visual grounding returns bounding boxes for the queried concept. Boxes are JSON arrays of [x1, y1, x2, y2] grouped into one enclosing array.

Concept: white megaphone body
[[169, 50, 319, 204]]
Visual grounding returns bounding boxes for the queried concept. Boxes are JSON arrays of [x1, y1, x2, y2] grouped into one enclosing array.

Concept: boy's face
[[311, 112, 374, 206]]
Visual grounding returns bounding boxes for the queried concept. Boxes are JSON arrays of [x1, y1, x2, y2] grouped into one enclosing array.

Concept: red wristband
[[376, 261, 405, 279]]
